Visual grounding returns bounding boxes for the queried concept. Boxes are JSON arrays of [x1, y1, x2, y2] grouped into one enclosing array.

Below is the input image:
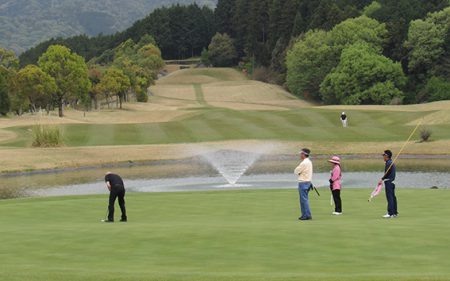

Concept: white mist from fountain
[[200, 144, 277, 187]]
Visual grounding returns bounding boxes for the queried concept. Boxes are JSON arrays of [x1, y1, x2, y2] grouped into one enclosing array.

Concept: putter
[[101, 209, 109, 222], [311, 184, 320, 196], [330, 194, 334, 206]]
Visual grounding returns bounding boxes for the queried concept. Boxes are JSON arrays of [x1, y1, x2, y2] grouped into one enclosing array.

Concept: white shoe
[[382, 214, 393, 218], [332, 212, 342, 215]]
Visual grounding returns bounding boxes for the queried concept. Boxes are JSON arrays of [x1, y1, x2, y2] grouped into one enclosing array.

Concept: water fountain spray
[[200, 143, 276, 186]]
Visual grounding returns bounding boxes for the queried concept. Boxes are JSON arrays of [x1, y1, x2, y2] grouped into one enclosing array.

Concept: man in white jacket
[[294, 148, 313, 221], [341, 112, 348, 127]]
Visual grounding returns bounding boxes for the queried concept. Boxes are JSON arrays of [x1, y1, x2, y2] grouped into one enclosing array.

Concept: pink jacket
[[330, 165, 342, 190]]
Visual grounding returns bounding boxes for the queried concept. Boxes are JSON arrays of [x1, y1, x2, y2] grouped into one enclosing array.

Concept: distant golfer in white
[[340, 112, 348, 127]]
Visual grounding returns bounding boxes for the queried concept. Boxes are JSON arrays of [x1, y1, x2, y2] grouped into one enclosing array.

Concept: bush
[[32, 125, 63, 147], [252, 67, 285, 85], [200, 49, 211, 66], [390, 97, 403, 105], [363, 1, 382, 17], [208, 33, 237, 67], [253, 67, 271, 83], [238, 61, 253, 76], [136, 88, 148, 102], [425, 77, 450, 102], [0, 187, 25, 199], [420, 128, 432, 142]]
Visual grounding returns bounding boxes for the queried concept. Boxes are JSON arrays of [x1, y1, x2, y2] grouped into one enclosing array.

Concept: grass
[[2, 67, 450, 148], [193, 83, 207, 105], [1, 67, 449, 172], [3, 108, 450, 147], [0, 189, 449, 281], [31, 124, 63, 147], [159, 68, 247, 85]]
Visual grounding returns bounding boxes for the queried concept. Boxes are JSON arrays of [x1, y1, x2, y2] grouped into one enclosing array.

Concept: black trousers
[[331, 189, 342, 213], [108, 185, 127, 221], [385, 181, 397, 216]]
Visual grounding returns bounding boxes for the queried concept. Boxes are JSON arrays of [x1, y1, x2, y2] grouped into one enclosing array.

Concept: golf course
[[1, 68, 450, 172], [2, 0, 450, 279], [1, 68, 450, 281], [1, 189, 450, 281]]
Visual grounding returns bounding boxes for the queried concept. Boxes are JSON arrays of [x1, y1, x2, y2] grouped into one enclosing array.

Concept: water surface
[[1, 156, 449, 199], [23, 172, 449, 198]]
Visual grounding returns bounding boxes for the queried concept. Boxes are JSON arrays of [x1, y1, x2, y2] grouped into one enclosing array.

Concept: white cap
[[342, 112, 345, 115]]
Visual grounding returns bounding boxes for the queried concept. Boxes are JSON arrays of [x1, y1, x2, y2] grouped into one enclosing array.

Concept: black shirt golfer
[[381, 150, 397, 218], [104, 172, 127, 222]]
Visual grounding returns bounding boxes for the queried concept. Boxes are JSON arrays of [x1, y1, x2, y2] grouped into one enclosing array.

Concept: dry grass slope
[[152, 68, 312, 110]]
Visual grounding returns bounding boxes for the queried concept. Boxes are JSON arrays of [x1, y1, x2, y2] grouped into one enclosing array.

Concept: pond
[[20, 172, 449, 198], [1, 155, 448, 199]]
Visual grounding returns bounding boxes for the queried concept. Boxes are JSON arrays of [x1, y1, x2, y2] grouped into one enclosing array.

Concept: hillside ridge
[[0, 0, 216, 53]]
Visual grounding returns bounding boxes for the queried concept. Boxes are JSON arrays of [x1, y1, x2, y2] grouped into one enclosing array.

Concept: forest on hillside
[[7, 0, 450, 106], [0, 0, 216, 53]]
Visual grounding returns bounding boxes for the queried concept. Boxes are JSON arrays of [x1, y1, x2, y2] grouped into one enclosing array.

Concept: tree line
[[0, 35, 164, 117], [285, 4, 450, 104], [12, 0, 450, 105], [19, 4, 215, 66]]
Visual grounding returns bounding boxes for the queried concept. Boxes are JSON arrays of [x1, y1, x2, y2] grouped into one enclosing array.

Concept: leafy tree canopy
[[38, 45, 91, 116], [320, 43, 406, 105], [207, 33, 238, 67]]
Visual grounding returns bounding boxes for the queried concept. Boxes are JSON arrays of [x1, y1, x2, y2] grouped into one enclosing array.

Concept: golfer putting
[[102, 172, 127, 223], [294, 148, 314, 221]]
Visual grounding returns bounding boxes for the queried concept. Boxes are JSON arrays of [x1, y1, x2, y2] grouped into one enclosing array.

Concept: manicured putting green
[[1, 189, 449, 281]]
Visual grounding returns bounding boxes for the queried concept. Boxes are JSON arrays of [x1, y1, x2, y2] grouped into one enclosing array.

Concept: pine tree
[[291, 11, 306, 37], [215, 0, 236, 36], [268, 0, 283, 50], [279, 0, 299, 39], [245, 0, 270, 62], [232, 0, 250, 57]]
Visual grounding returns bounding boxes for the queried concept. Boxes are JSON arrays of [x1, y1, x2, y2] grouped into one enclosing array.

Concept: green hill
[[0, 0, 216, 54]]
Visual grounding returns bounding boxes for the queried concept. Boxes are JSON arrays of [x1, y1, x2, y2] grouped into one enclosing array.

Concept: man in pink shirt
[[328, 156, 342, 215]]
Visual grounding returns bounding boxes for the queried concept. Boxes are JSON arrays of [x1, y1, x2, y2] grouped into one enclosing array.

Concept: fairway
[[3, 108, 450, 147], [1, 189, 449, 281], [2, 68, 450, 149], [1, 67, 450, 172]]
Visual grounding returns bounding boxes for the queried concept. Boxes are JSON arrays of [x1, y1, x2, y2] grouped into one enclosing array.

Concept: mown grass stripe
[[2, 108, 450, 147], [193, 83, 207, 106], [1, 189, 450, 281]]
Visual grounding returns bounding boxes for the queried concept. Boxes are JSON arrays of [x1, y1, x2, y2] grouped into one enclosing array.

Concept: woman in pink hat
[[328, 156, 342, 215]]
